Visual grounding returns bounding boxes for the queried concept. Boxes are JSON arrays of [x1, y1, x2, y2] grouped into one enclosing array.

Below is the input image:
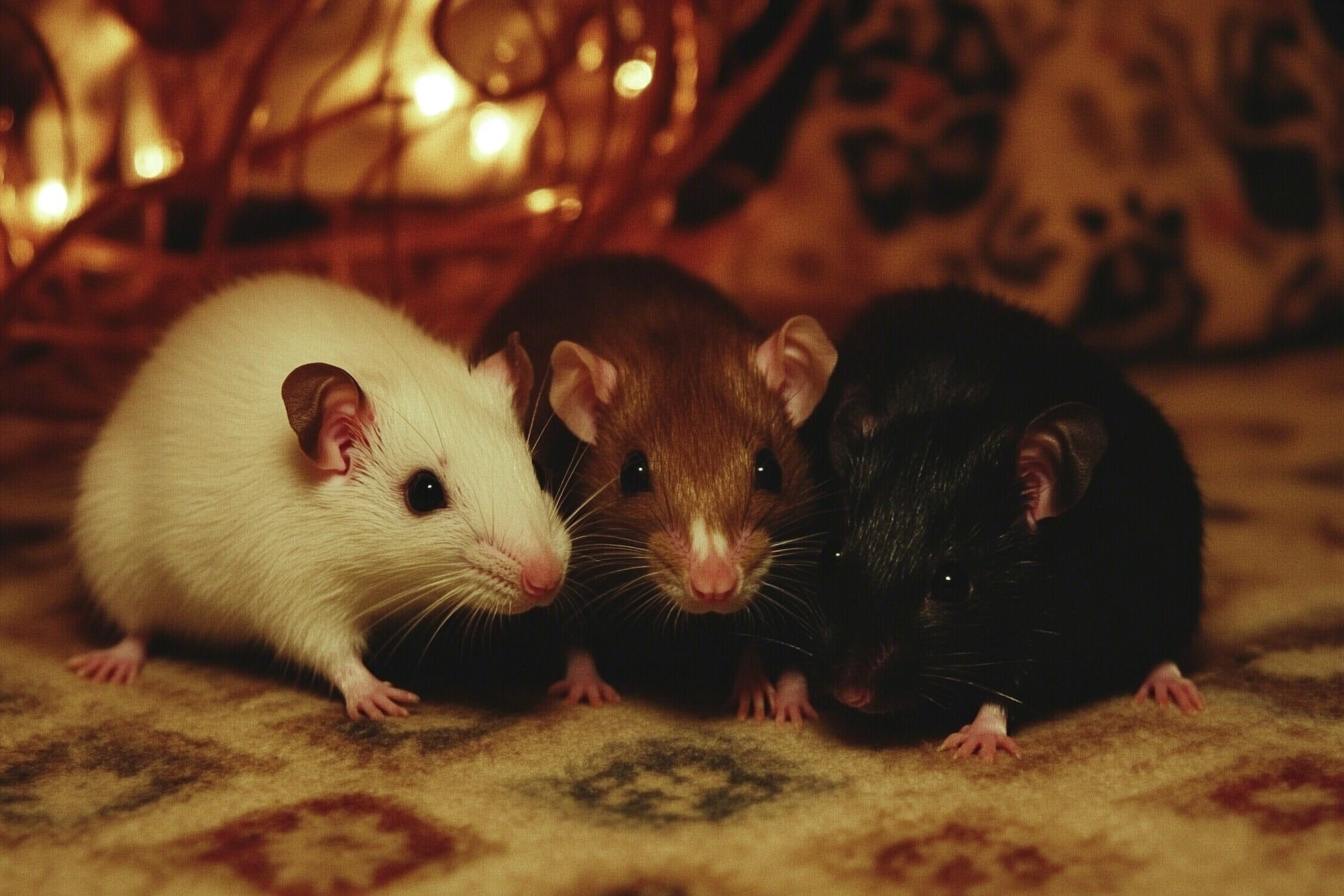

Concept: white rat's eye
[[620, 450, 652, 495], [753, 448, 783, 493], [405, 470, 448, 514]]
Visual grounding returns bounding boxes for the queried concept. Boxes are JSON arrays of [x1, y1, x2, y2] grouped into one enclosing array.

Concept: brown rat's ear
[[550, 340, 618, 445], [476, 331, 535, 425], [754, 315, 838, 427], [282, 363, 370, 475], [1017, 402, 1108, 528]]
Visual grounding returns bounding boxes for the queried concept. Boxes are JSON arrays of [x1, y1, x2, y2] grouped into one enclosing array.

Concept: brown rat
[[811, 286, 1204, 759], [69, 273, 570, 719], [477, 254, 837, 725]]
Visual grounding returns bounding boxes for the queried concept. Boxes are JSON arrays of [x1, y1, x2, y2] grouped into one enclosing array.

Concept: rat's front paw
[[938, 702, 1020, 762], [68, 634, 148, 685], [549, 650, 620, 707], [345, 680, 420, 720], [1134, 661, 1205, 714], [772, 669, 818, 730], [730, 647, 775, 721]]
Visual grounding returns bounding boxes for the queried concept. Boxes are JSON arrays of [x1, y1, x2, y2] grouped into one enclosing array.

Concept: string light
[[470, 104, 512, 159], [614, 58, 653, 98], [413, 71, 458, 117], [31, 180, 71, 226], [132, 141, 183, 181]]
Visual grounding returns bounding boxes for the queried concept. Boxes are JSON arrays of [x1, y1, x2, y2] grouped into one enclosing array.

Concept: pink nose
[[834, 686, 872, 709], [521, 557, 563, 602], [689, 555, 739, 603]]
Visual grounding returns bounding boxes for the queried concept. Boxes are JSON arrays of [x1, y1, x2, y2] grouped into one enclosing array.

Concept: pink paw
[[68, 634, 147, 685], [548, 650, 620, 707], [345, 680, 420, 720], [1134, 661, 1205, 714], [731, 647, 775, 721], [938, 702, 1020, 762], [772, 668, 819, 730]]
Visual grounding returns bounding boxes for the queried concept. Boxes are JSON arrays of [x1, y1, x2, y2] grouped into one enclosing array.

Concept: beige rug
[[2, 346, 1341, 896]]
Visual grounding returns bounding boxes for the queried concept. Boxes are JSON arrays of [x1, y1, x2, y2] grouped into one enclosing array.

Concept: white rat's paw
[[68, 634, 147, 685], [772, 668, 819, 730], [549, 650, 620, 707], [1134, 660, 1205, 714], [345, 680, 420, 720], [938, 702, 1020, 762], [731, 647, 776, 721]]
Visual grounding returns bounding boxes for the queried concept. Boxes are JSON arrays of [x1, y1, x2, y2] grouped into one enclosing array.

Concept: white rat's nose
[[521, 555, 564, 604]]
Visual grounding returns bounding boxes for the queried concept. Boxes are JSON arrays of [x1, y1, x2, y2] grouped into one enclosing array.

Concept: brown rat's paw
[[730, 646, 776, 721], [772, 669, 818, 730], [937, 702, 1020, 762], [1134, 660, 1205, 714], [549, 649, 621, 707], [68, 633, 148, 685]]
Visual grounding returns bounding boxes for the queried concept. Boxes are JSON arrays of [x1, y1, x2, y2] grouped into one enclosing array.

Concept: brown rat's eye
[[930, 561, 970, 603], [405, 470, 448, 514], [753, 448, 783, 493], [620, 450, 652, 495]]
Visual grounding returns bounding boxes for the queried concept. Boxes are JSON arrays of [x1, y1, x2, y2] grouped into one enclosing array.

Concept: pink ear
[[754, 315, 838, 427], [282, 363, 371, 475], [549, 340, 617, 445], [477, 331, 536, 425], [1018, 403, 1108, 529]]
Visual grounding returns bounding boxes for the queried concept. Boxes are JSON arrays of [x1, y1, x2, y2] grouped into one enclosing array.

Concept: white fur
[[72, 273, 570, 686]]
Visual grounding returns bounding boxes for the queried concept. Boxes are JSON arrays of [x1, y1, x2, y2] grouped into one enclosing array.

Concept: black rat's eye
[[405, 470, 448, 514], [930, 561, 970, 603], [620, 450, 652, 495], [753, 448, 783, 493], [532, 459, 549, 491]]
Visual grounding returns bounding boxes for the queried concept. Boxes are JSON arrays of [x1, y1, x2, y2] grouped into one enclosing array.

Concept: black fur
[[808, 286, 1203, 726]]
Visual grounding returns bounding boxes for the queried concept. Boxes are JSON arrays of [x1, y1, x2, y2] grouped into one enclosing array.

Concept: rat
[[68, 273, 570, 719], [477, 254, 838, 726], [811, 285, 1204, 760]]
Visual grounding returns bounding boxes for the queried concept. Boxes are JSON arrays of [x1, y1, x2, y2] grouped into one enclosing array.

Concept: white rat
[[68, 273, 570, 719]]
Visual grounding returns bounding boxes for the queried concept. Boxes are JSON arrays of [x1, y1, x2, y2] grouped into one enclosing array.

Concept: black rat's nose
[[834, 686, 872, 709]]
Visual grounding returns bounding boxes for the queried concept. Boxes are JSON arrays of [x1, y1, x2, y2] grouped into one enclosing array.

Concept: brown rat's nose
[[688, 554, 739, 603], [834, 686, 872, 709]]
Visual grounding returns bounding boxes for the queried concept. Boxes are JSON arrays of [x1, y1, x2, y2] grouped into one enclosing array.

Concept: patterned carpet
[[1, 345, 1341, 896]]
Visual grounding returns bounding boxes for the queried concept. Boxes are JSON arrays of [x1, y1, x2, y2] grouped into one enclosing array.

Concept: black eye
[[620, 450, 652, 495], [405, 470, 448, 514], [753, 448, 783, 493], [819, 540, 843, 573], [532, 459, 549, 491], [930, 561, 970, 603]]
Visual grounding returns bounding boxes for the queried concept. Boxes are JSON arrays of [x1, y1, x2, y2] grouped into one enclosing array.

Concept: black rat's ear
[[1017, 402, 1108, 528], [827, 386, 878, 478], [282, 363, 371, 475]]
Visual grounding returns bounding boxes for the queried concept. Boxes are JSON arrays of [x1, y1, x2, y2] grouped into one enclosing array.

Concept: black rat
[[812, 285, 1204, 759], [70, 273, 570, 719], [477, 254, 837, 725]]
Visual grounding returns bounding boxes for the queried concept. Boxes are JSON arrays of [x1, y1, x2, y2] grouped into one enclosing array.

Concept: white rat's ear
[[282, 363, 372, 475], [1017, 402, 1108, 529], [754, 315, 838, 427], [476, 331, 535, 425], [550, 340, 617, 445]]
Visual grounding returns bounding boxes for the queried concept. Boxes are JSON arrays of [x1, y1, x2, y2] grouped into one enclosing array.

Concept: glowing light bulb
[[413, 71, 458, 117], [525, 188, 557, 213], [132, 141, 182, 181], [614, 59, 653, 98], [470, 105, 512, 158], [31, 179, 70, 226]]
